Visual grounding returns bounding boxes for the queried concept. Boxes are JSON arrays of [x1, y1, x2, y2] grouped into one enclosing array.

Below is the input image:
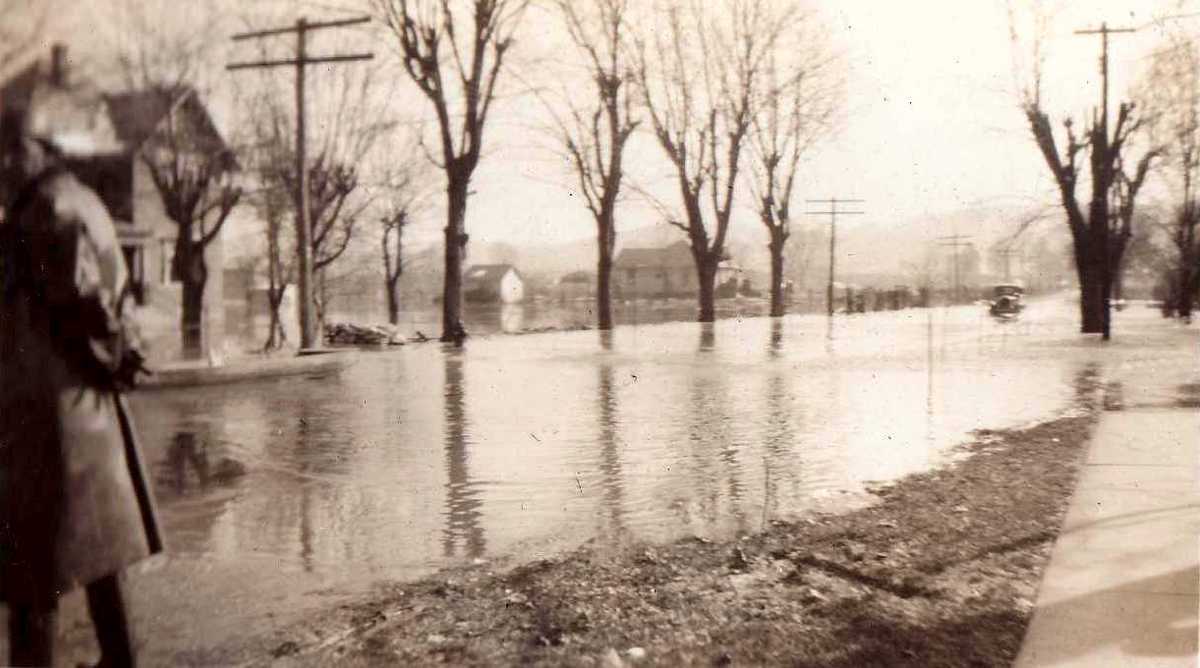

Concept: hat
[[0, 45, 119, 157]]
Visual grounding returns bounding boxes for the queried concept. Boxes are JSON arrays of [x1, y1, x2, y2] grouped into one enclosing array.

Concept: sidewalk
[[142, 349, 358, 388], [1016, 405, 1199, 666]]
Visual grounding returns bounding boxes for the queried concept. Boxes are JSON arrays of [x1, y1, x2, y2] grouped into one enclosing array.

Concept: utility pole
[[228, 16, 374, 351], [1075, 21, 1136, 341], [1074, 22, 1136, 141], [936, 234, 974, 304], [806, 198, 865, 317]]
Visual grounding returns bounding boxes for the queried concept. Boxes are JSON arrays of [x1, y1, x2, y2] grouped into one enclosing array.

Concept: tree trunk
[[768, 232, 786, 318], [174, 233, 207, 360], [697, 259, 717, 323], [180, 273, 206, 360], [264, 294, 286, 352], [386, 278, 401, 326], [314, 269, 328, 338], [596, 214, 614, 331], [442, 175, 469, 342], [1179, 266, 1195, 321]]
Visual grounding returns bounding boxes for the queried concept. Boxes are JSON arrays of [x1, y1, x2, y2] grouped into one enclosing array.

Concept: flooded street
[[110, 297, 1195, 658]]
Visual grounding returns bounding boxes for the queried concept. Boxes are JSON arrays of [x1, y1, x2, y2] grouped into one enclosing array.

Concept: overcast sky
[[28, 0, 1200, 252]]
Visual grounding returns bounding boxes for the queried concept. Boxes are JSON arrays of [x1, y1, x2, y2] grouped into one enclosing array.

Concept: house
[[555, 270, 594, 301], [0, 45, 234, 362], [614, 241, 697, 299], [464, 264, 525, 304]]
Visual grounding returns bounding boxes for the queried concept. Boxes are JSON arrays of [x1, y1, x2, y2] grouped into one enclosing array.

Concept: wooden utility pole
[[807, 198, 865, 317], [937, 234, 974, 303], [228, 16, 374, 351], [1074, 22, 1136, 141], [1075, 22, 1136, 341]]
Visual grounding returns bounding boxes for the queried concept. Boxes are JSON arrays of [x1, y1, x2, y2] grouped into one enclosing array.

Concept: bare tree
[[110, 1, 242, 358], [381, 207, 408, 325], [141, 92, 242, 357], [546, 0, 638, 330], [634, 0, 792, 322], [378, 148, 431, 325], [242, 86, 295, 350], [748, 12, 839, 317], [375, 0, 529, 342], [1008, 3, 1159, 339], [242, 55, 394, 339], [1142, 29, 1200, 320]]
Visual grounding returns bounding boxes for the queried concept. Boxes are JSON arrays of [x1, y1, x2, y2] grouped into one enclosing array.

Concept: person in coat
[[0, 85, 161, 667]]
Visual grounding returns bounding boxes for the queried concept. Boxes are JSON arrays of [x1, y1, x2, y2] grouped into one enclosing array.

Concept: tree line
[[13, 0, 1197, 357]]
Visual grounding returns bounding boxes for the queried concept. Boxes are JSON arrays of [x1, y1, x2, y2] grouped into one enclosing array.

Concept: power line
[[227, 16, 374, 351], [806, 198, 865, 317]]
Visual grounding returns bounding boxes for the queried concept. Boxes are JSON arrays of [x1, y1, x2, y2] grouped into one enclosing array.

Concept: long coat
[[0, 167, 162, 605]]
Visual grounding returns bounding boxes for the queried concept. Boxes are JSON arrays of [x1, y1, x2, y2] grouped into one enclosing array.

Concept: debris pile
[[324, 322, 406, 347]]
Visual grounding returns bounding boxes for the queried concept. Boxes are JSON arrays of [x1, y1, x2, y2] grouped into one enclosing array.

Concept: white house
[[464, 264, 525, 304]]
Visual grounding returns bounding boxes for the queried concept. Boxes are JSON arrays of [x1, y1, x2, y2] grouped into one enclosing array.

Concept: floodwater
[[87, 298, 1200, 659]]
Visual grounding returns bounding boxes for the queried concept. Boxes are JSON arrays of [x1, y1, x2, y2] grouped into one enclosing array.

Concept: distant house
[[614, 241, 697, 299], [556, 270, 594, 301], [0, 45, 234, 362], [464, 264, 525, 304]]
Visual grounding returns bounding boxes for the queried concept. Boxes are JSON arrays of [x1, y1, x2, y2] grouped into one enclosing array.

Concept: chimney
[[50, 43, 67, 87]]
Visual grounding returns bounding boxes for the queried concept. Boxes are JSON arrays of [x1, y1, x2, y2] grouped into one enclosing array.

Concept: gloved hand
[[113, 348, 151, 391]]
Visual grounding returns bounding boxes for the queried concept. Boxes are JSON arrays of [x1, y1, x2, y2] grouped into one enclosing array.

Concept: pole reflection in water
[[296, 399, 316, 573], [442, 349, 486, 558]]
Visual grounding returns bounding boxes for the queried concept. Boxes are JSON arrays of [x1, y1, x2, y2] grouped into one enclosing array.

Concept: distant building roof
[[615, 241, 693, 269], [559, 270, 593, 284], [465, 264, 520, 285]]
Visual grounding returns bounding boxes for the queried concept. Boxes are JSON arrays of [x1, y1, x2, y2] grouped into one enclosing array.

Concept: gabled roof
[[104, 86, 227, 156], [615, 240, 693, 269], [465, 264, 521, 285]]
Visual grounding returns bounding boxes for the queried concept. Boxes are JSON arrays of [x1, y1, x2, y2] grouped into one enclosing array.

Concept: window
[[121, 245, 146, 304]]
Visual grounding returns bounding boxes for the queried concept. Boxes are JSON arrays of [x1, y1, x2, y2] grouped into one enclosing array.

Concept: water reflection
[[684, 329, 747, 534], [128, 296, 1162, 649], [699, 322, 716, 352], [768, 318, 784, 358], [596, 359, 627, 539], [1074, 360, 1102, 406], [762, 321, 800, 528], [165, 431, 211, 494], [442, 350, 486, 558], [598, 328, 614, 352]]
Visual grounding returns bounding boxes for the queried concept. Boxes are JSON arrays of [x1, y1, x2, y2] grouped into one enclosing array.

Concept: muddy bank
[[250, 375, 1103, 667]]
